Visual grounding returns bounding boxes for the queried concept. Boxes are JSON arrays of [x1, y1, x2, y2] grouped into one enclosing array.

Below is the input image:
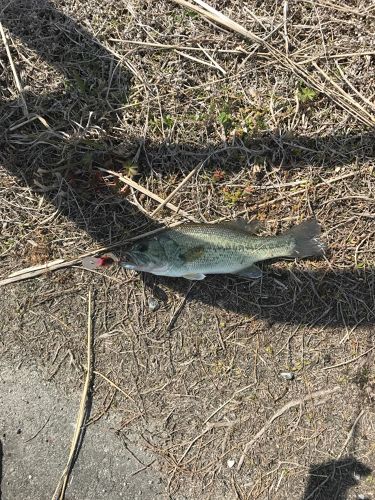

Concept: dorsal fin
[[220, 219, 264, 234]]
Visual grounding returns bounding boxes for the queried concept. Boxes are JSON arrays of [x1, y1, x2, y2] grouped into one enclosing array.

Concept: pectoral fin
[[183, 273, 206, 281], [235, 265, 262, 279]]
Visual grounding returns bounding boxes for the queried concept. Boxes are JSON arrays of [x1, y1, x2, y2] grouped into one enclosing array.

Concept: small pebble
[[148, 297, 160, 312], [227, 459, 235, 468], [279, 371, 295, 381]]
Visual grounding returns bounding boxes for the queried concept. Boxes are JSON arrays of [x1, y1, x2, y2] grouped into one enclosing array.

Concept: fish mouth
[[121, 251, 143, 269], [121, 251, 170, 274], [122, 262, 138, 270], [121, 251, 154, 271]]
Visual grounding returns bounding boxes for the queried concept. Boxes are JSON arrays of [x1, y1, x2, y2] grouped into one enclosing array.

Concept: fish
[[119, 218, 325, 280]]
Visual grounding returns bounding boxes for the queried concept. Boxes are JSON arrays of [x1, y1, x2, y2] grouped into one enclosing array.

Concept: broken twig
[[237, 386, 340, 471]]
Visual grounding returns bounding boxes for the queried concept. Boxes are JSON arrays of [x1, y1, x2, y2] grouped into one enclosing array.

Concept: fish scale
[[165, 225, 292, 274]]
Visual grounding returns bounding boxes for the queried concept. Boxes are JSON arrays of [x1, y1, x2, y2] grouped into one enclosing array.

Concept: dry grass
[[0, 0, 375, 498]]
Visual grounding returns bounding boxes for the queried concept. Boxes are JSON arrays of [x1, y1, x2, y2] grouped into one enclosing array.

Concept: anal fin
[[235, 264, 262, 279], [183, 273, 206, 281]]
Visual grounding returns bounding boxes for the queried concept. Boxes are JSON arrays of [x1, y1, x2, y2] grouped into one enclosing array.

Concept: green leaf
[[218, 110, 232, 125], [298, 86, 318, 103], [163, 115, 174, 128]]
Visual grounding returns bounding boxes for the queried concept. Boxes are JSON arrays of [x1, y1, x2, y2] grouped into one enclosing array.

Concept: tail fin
[[286, 219, 325, 259]]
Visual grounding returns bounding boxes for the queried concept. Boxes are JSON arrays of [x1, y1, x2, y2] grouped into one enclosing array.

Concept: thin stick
[[311, 62, 375, 124], [0, 22, 28, 116], [252, 179, 310, 190], [108, 38, 244, 54], [283, 0, 289, 55], [151, 165, 200, 216], [335, 61, 375, 113], [93, 370, 135, 403], [97, 167, 196, 221], [175, 49, 224, 72], [198, 43, 227, 75], [236, 386, 340, 471], [166, 282, 195, 332], [178, 425, 212, 464], [6, 259, 66, 278], [323, 346, 375, 371], [52, 289, 94, 500], [203, 383, 255, 425], [8, 113, 50, 132], [173, 0, 263, 44], [299, 0, 374, 18], [336, 409, 365, 459], [297, 51, 375, 65]]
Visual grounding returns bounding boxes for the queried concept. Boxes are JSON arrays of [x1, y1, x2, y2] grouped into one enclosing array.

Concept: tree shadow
[[302, 457, 372, 500], [0, 0, 374, 327], [1, 0, 126, 101]]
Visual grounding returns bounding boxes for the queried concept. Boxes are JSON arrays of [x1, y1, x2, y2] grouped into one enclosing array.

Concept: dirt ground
[[0, 0, 374, 498]]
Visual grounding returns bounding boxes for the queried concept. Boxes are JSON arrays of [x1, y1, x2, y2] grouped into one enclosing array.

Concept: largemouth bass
[[119, 218, 325, 280]]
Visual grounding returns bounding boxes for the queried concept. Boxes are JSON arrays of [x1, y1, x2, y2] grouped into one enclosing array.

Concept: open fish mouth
[[121, 251, 159, 271], [121, 252, 171, 274], [121, 251, 145, 270]]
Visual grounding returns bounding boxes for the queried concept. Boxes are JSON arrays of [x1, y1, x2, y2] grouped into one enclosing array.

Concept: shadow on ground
[[0, 0, 374, 330], [302, 457, 372, 500]]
